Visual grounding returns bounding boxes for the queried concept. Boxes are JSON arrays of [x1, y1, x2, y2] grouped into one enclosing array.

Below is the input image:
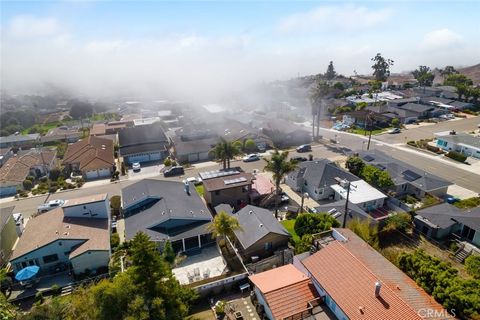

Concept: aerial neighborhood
[[1, 4, 480, 318]]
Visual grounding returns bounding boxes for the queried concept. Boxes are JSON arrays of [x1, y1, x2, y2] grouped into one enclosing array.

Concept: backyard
[[195, 184, 204, 197], [281, 219, 299, 243]]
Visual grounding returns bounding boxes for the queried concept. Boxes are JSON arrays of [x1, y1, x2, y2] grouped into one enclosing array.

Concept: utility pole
[[342, 180, 351, 228]]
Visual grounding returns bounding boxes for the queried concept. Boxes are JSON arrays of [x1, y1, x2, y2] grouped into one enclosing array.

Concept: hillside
[[458, 63, 480, 85]]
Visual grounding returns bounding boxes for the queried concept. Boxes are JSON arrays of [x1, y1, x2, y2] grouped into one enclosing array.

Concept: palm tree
[[207, 211, 242, 253], [264, 150, 298, 218], [212, 138, 242, 169]]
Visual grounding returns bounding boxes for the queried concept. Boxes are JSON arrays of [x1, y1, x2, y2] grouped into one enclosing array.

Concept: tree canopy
[[207, 211, 242, 240], [212, 138, 242, 169], [412, 66, 435, 87], [325, 61, 336, 80], [371, 53, 394, 81], [294, 213, 340, 238], [346, 156, 365, 177]]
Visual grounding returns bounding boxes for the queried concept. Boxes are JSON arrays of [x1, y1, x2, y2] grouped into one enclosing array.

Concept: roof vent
[[249, 210, 253, 214], [161, 211, 165, 215], [375, 281, 382, 297], [65, 225, 71, 229], [55, 230, 59, 235], [359, 306, 365, 315], [259, 223, 263, 228], [190, 210, 194, 215], [63, 232, 69, 236]]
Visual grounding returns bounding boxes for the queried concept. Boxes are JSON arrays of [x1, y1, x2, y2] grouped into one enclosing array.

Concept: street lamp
[[300, 192, 309, 213]]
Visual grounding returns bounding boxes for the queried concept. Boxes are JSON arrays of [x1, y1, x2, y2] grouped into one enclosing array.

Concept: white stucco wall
[[254, 286, 274, 320], [70, 250, 110, 274]]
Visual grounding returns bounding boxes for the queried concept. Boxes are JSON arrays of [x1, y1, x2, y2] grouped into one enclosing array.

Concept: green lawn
[[194, 184, 204, 197], [347, 127, 390, 136], [281, 219, 299, 243], [21, 122, 61, 135]]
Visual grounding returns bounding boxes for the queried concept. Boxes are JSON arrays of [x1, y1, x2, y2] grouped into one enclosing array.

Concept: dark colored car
[[292, 156, 308, 162], [296, 144, 312, 153], [163, 166, 185, 177]]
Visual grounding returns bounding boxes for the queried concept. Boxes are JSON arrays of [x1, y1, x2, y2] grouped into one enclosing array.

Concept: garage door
[[0, 186, 17, 197], [98, 168, 111, 177], [126, 154, 150, 164], [188, 153, 199, 162], [85, 170, 99, 180], [199, 152, 210, 161]]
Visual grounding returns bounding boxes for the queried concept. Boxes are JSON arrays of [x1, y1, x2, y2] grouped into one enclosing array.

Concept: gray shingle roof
[[1, 206, 15, 230], [314, 200, 373, 224], [416, 203, 480, 230], [122, 179, 212, 241], [118, 124, 167, 147], [0, 134, 40, 144], [232, 205, 290, 250], [356, 150, 452, 192], [290, 159, 358, 189], [398, 103, 433, 114]]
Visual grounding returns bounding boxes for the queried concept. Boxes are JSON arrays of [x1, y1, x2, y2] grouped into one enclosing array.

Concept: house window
[[42, 254, 59, 264], [264, 242, 272, 251], [215, 190, 220, 195]]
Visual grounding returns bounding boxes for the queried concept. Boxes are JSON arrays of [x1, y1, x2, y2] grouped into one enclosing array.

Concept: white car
[[184, 177, 203, 185], [388, 128, 401, 134], [37, 199, 65, 213], [132, 162, 141, 172], [243, 154, 261, 162]]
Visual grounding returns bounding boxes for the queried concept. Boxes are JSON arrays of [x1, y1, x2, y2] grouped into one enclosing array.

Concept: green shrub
[[446, 151, 467, 163], [26, 175, 35, 182], [111, 233, 120, 250], [294, 213, 340, 238], [465, 255, 480, 279], [39, 176, 48, 183], [426, 145, 440, 153], [22, 179, 33, 191], [383, 212, 412, 233], [34, 292, 44, 305], [163, 158, 172, 166], [407, 140, 417, 147], [48, 186, 58, 193], [453, 197, 480, 209], [51, 284, 61, 295]]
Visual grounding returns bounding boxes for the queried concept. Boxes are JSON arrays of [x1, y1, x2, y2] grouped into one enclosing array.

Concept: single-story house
[[448, 100, 474, 110], [63, 136, 115, 180], [0, 133, 40, 149], [0, 149, 57, 197], [313, 200, 376, 225], [395, 103, 435, 119], [414, 203, 480, 247], [435, 132, 480, 159], [1, 206, 18, 266], [10, 194, 110, 275], [331, 179, 387, 213], [170, 132, 217, 163], [296, 228, 448, 320], [200, 169, 255, 209], [286, 159, 358, 201], [122, 179, 214, 253], [262, 119, 311, 148], [118, 124, 169, 164], [229, 205, 290, 261], [249, 264, 320, 320], [355, 150, 452, 198], [40, 126, 82, 144]]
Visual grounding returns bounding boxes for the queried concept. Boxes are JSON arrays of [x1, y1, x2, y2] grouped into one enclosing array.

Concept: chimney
[[375, 281, 382, 297]]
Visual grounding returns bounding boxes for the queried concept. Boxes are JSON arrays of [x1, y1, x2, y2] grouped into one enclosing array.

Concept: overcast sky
[[1, 1, 479, 100]]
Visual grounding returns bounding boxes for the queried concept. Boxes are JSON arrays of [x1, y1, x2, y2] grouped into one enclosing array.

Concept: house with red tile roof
[[249, 264, 322, 320], [0, 149, 56, 197], [295, 228, 453, 320], [63, 136, 115, 180]]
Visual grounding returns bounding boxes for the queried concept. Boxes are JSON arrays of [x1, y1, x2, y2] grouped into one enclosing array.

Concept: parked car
[[37, 199, 65, 213], [292, 156, 308, 162], [132, 162, 141, 172], [243, 154, 261, 162], [280, 192, 289, 203], [163, 166, 184, 177], [296, 144, 312, 152], [388, 128, 401, 134]]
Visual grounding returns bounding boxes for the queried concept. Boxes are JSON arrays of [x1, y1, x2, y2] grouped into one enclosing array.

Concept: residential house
[[435, 131, 480, 159], [228, 205, 290, 261], [395, 103, 435, 119], [200, 169, 254, 209], [295, 228, 449, 320], [133, 117, 160, 126], [170, 128, 218, 163], [122, 179, 214, 253], [342, 110, 391, 129], [414, 203, 480, 247], [355, 150, 452, 198], [118, 124, 169, 164], [1, 206, 18, 266], [40, 126, 82, 144], [9, 194, 110, 275], [0, 147, 13, 167], [313, 200, 375, 225], [448, 100, 474, 110], [63, 136, 115, 180], [249, 264, 321, 320], [286, 159, 358, 201], [0, 149, 57, 197], [262, 119, 311, 148], [0, 133, 40, 149], [331, 179, 387, 214]]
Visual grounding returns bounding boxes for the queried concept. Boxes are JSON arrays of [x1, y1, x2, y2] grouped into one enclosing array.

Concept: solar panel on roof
[[402, 170, 421, 182], [199, 170, 239, 180], [363, 155, 374, 162], [224, 177, 247, 185]]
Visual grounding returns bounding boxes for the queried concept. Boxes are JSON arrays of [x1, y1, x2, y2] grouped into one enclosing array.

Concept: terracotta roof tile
[[63, 136, 114, 171], [0, 150, 56, 186], [302, 232, 451, 320]]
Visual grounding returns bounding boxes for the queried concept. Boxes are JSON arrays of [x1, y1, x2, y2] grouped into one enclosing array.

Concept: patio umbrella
[[15, 266, 40, 281]]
